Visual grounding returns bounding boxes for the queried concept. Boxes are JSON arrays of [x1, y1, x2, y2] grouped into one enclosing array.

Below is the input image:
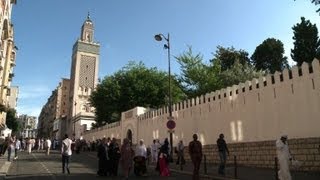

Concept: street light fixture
[[154, 33, 174, 158]]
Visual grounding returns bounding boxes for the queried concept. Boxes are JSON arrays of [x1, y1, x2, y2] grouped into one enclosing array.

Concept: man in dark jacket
[[97, 138, 109, 176], [217, 133, 229, 175], [109, 138, 121, 176], [189, 134, 202, 180]]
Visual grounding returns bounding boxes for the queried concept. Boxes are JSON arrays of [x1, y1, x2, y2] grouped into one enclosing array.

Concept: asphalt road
[[5, 150, 192, 180]]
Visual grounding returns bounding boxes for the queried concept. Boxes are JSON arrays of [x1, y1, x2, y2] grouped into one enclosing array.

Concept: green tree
[[175, 47, 220, 97], [218, 59, 265, 88], [6, 108, 20, 133], [291, 17, 320, 66], [90, 61, 186, 125], [210, 46, 251, 71], [251, 38, 289, 73]]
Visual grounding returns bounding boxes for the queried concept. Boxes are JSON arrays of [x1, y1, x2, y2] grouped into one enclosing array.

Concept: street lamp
[[154, 33, 174, 158]]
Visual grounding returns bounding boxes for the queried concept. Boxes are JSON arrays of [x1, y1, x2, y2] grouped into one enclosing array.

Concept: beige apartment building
[[0, 0, 17, 129], [38, 89, 58, 138], [8, 85, 18, 109], [18, 114, 37, 138]]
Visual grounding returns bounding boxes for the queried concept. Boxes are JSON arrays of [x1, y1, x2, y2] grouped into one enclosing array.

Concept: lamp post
[[154, 33, 174, 158]]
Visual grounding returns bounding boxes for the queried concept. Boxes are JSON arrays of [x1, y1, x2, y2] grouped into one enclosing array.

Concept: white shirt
[[15, 140, 21, 149], [135, 144, 147, 158], [62, 138, 73, 156], [46, 139, 51, 148], [276, 139, 291, 161]]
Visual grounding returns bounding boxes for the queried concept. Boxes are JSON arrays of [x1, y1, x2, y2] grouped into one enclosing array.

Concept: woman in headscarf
[[120, 138, 134, 180], [158, 138, 170, 176]]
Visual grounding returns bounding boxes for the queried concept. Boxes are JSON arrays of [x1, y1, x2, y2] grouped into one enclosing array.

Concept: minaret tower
[[68, 13, 100, 138]]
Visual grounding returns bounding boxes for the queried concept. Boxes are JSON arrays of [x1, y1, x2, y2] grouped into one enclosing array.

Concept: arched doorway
[[126, 129, 132, 143]]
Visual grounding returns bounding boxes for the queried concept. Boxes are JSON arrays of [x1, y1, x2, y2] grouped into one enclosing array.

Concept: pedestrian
[[276, 134, 292, 180], [97, 138, 109, 176], [27, 138, 32, 154], [109, 138, 121, 176], [134, 139, 147, 176], [120, 138, 134, 180], [7, 136, 14, 161], [45, 138, 52, 155], [158, 138, 170, 176], [151, 139, 160, 163], [189, 134, 202, 180], [14, 137, 21, 160], [176, 140, 185, 165], [217, 133, 229, 175], [61, 134, 72, 174]]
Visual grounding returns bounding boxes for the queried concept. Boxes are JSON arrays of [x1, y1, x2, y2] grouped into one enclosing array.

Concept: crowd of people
[[0, 133, 297, 180]]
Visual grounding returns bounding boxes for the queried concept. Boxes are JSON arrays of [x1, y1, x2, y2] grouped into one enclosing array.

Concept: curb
[[148, 165, 238, 180], [0, 161, 11, 176]]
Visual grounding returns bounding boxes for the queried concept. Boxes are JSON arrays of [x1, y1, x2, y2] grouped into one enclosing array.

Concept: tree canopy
[[6, 108, 20, 133], [210, 46, 251, 71], [291, 17, 320, 66], [251, 38, 288, 73], [89, 61, 186, 125]]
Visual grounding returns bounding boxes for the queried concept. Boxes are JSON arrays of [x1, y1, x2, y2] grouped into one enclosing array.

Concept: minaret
[[68, 14, 100, 138]]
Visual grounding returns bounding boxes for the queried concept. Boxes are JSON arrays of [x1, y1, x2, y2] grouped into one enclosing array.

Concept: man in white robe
[[276, 134, 292, 180]]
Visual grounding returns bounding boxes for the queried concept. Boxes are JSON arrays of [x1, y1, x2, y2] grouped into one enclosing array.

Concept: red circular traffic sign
[[167, 120, 176, 130]]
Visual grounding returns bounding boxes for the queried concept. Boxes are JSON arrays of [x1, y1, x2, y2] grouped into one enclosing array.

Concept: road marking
[[32, 153, 57, 180]]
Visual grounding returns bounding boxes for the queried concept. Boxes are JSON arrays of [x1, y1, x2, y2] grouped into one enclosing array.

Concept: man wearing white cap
[[276, 134, 292, 180]]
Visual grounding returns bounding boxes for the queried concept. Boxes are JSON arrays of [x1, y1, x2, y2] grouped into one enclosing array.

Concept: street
[[5, 150, 192, 180]]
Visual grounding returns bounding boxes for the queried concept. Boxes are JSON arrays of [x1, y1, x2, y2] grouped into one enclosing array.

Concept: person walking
[[14, 137, 21, 160], [189, 134, 202, 180], [217, 133, 229, 175], [27, 138, 32, 154], [176, 140, 185, 165], [120, 138, 134, 180], [276, 134, 292, 180], [45, 138, 52, 155], [7, 137, 14, 161], [61, 134, 72, 174]]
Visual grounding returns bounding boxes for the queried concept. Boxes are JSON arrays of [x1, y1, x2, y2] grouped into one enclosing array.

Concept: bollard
[[204, 155, 207, 174], [234, 155, 238, 179], [275, 157, 279, 180]]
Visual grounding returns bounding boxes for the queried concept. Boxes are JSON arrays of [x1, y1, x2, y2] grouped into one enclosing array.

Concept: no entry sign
[[167, 119, 176, 130]]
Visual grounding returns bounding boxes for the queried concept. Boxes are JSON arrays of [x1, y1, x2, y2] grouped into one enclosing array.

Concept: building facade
[[18, 114, 37, 138], [8, 85, 18, 109], [53, 78, 70, 140], [0, 0, 17, 129], [68, 14, 100, 138], [38, 89, 58, 138]]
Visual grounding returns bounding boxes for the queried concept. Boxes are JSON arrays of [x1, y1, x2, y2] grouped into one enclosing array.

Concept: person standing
[[14, 137, 21, 160], [27, 138, 32, 154], [151, 139, 159, 163], [134, 139, 147, 176], [61, 134, 72, 174], [176, 140, 185, 165], [109, 138, 121, 176], [217, 133, 229, 175], [45, 138, 52, 155], [97, 138, 110, 176], [120, 138, 134, 180], [276, 134, 292, 180], [189, 134, 202, 180], [158, 138, 170, 176]]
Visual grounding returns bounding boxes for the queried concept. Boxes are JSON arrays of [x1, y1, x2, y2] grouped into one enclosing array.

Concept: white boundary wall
[[84, 60, 320, 147]]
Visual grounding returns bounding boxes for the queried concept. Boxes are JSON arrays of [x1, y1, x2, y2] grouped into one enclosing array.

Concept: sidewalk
[[0, 152, 12, 177], [149, 161, 320, 180]]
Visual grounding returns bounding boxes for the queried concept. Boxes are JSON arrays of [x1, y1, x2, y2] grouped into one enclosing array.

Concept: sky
[[10, 0, 320, 117]]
